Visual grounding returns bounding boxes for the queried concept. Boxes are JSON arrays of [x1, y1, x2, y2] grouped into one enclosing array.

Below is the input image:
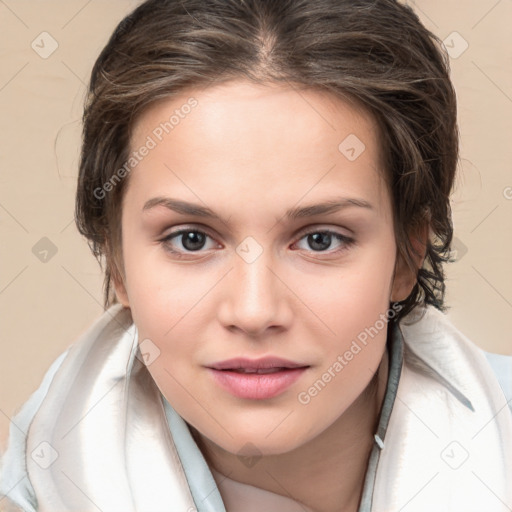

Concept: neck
[[191, 345, 390, 512]]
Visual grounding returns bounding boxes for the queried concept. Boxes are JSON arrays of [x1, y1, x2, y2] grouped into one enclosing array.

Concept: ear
[[112, 273, 130, 307], [105, 237, 130, 307], [109, 257, 130, 307], [390, 223, 429, 302]]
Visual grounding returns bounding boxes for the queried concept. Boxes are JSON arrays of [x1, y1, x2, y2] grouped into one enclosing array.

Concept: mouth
[[207, 356, 309, 371], [206, 364, 310, 400]]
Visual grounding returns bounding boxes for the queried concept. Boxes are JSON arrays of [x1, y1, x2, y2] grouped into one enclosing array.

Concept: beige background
[[0, 0, 511, 453]]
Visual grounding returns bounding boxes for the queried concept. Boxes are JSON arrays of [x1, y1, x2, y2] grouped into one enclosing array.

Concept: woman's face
[[115, 80, 410, 456]]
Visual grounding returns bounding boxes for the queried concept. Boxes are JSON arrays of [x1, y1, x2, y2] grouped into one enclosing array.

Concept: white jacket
[[1, 304, 511, 512]]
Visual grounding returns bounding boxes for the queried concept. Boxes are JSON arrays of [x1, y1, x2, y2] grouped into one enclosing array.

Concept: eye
[[293, 229, 355, 254], [160, 228, 218, 255], [159, 227, 355, 257]]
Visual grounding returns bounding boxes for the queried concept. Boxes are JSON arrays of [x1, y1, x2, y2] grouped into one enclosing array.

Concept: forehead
[[132, 80, 380, 154], [127, 80, 389, 215]]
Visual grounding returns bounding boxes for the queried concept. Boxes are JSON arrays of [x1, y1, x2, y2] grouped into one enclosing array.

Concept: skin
[[113, 80, 418, 512]]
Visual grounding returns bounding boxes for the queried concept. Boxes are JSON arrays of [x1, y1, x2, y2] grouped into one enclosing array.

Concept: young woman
[[1, 0, 511, 511]]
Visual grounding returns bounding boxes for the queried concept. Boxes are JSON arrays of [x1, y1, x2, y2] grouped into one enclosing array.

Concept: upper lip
[[207, 357, 309, 370]]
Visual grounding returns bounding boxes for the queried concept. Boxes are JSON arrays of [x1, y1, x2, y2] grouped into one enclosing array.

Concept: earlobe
[[114, 281, 130, 307], [105, 240, 130, 307], [390, 223, 429, 302], [390, 255, 415, 302], [111, 267, 130, 307]]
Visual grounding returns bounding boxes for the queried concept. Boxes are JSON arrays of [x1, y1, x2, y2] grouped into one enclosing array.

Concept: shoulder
[[375, 307, 512, 509], [398, 305, 512, 416], [0, 349, 69, 512], [483, 350, 512, 413], [0, 304, 131, 511]]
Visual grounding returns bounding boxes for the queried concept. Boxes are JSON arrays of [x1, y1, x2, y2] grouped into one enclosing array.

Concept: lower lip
[[207, 367, 308, 400]]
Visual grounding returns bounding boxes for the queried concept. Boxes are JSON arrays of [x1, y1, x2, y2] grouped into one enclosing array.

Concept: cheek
[[296, 261, 394, 422], [313, 274, 391, 372], [120, 224, 189, 319], [306, 239, 395, 396], [120, 239, 220, 375], [318, 243, 396, 327]]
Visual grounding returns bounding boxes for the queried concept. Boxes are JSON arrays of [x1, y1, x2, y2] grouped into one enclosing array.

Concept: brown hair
[[75, 0, 459, 322]]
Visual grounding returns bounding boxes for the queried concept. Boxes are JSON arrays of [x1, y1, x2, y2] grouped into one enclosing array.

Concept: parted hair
[[75, 0, 459, 322]]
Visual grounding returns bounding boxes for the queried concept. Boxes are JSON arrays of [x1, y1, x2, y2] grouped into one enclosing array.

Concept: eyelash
[[159, 227, 355, 258]]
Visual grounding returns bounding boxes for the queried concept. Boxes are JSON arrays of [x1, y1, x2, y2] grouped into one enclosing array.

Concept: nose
[[217, 247, 292, 337]]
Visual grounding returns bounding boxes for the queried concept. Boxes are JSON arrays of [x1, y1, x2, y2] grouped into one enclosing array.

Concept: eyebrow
[[142, 196, 373, 223]]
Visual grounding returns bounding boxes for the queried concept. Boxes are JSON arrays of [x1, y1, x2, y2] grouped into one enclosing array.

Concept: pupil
[[309, 233, 331, 251], [183, 231, 205, 251]]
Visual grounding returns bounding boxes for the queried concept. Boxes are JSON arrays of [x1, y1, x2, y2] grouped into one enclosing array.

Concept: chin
[[193, 422, 307, 458]]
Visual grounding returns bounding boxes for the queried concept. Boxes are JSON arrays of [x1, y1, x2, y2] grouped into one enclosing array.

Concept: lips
[[206, 357, 310, 400]]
